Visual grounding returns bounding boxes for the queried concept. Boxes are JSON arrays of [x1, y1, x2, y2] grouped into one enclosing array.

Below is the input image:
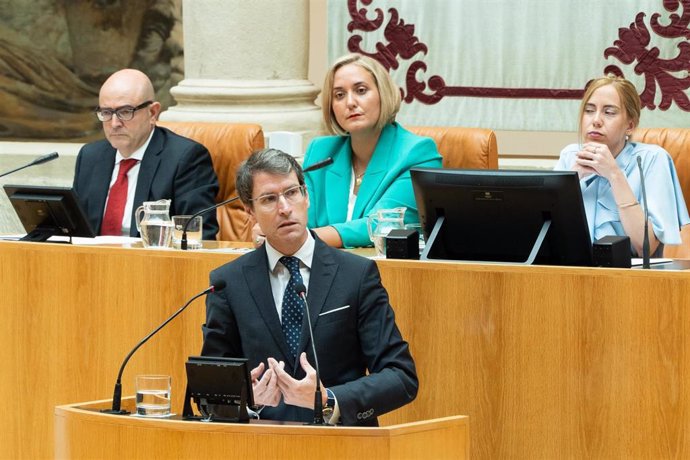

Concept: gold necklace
[[354, 169, 365, 187], [352, 156, 368, 187]]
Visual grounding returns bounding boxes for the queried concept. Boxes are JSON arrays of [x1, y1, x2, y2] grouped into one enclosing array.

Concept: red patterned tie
[[100, 159, 138, 236]]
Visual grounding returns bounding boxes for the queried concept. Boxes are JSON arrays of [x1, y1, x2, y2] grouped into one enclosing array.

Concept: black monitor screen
[[411, 168, 593, 266], [183, 356, 254, 423], [3, 184, 95, 242]]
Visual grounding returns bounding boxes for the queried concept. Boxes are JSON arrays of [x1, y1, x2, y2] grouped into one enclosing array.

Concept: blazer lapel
[[325, 140, 353, 225], [90, 148, 116, 234], [296, 237, 338, 357], [352, 123, 396, 218], [129, 127, 164, 236], [243, 247, 295, 365]]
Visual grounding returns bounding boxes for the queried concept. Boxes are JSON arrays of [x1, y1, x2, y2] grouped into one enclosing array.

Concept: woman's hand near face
[[574, 142, 621, 181], [576, 142, 659, 255]]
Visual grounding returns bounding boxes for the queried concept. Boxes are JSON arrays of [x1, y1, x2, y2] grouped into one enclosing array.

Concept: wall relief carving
[[0, 0, 182, 141]]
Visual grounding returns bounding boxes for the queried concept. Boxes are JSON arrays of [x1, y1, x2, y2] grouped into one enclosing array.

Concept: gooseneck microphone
[[303, 157, 333, 173], [180, 196, 241, 250], [294, 282, 329, 426], [0, 152, 59, 179], [637, 156, 651, 269], [103, 280, 227, 414]]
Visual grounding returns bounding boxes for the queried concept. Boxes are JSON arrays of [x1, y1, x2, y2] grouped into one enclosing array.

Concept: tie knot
[[280, 256, 301, 276], [118, 159, 138, 177]]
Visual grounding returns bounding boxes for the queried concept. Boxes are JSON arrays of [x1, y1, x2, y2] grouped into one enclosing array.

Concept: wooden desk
[[2, 240, 690, 458], [54, 398, 468, 459]]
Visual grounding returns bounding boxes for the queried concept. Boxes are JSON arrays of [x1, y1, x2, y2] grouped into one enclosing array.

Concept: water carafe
[[135, 199, 173, 248], [366, 207, 406, 257]]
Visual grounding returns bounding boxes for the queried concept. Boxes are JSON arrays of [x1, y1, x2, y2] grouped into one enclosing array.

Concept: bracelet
[[618, 201, 639, 209]]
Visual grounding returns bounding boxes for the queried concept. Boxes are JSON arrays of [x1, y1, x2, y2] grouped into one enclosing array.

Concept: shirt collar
[[615, 142, 636, 171], [115, 128, 155, 163], [265, 231, 315, 273]]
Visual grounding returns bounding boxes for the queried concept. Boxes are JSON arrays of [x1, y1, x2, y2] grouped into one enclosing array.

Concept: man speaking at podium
[[201, 148, 418, 426]]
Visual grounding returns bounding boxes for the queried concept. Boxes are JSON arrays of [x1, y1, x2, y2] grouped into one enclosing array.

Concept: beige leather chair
[[632, 127, 690, 258], [409, 126, 499, 169], [157, 121, 265, 242]]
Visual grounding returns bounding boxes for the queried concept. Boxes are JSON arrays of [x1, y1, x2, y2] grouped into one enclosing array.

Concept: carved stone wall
[[0, 0, 183, 141]]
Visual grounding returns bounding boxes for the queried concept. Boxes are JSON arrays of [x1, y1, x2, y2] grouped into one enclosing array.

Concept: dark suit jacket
[[73, 126, 219, 239], [201, 236, 418, 425]]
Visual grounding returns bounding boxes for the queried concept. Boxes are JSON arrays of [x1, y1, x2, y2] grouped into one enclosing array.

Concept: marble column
[[160, 0, 322, 150]]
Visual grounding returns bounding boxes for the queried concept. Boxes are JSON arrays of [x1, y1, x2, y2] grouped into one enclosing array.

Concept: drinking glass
[[135, 374, 171, 417], [172, 215, 203, 249]]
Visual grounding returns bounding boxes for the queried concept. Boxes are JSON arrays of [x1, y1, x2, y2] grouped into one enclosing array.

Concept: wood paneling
[[377, 260, 690, 459], [2, 241, 690, 458]]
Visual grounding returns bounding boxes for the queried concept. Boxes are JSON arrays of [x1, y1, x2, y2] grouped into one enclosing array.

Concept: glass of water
[[172, 215, 203, 250], [135, 374, 171, 417]]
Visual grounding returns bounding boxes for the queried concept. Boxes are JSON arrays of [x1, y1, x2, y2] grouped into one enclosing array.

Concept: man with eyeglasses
[[73, 68, 219, 238], [201, 148, 418, 426]]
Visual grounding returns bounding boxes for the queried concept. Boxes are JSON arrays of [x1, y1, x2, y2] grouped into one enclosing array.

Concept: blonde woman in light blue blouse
[[555, 75, 689, 257]]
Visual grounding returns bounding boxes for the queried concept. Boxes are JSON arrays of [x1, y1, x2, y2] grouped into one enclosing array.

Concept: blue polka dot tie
[[279, 256, 304, 358]]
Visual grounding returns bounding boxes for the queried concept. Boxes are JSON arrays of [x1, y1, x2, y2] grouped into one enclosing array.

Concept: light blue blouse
[[555, 142, 690, 254]]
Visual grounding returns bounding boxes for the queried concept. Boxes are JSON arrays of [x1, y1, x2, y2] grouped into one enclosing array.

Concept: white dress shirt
[[102, 129, 154, 235], [264, 232, 314, 321]]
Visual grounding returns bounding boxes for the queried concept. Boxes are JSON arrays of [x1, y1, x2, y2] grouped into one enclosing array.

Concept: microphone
[[303, 157, 333, 173], [102, 280, 227, 414], [180, 195, 241, 250], [294, 282, 329, 426], [637, 156, 651, 269], [0, 152, 59, 179]]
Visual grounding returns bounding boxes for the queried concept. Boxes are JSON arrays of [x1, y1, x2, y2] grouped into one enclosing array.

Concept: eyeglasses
[[250, 185, 306, 210], [95, 101, 153, 122]]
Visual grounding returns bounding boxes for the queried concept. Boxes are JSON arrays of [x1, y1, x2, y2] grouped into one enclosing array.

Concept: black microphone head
[[212, 280, 227, 292], [34, 152, 59, 165], [294, 282, 307, 296], [303, 157, 333, 173]]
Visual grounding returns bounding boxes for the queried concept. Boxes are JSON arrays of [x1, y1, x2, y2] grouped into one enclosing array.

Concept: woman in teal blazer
[[304, 53, 442, 248]]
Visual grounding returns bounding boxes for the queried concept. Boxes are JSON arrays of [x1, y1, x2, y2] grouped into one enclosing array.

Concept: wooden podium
[[54, 398, 469, 459]]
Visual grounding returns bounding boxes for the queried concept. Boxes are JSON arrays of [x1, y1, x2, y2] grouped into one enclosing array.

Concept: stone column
[[160, 0, 322, 150]]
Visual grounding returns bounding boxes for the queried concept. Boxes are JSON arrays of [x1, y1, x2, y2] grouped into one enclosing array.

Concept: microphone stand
[[180, 196, 240, 250], [0, 152, 59, 179], [295, 283, 329, 425], [102, 284, 221, 414], [637, 156, 651, 269]]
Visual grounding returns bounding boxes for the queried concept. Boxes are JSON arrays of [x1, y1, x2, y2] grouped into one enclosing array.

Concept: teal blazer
[[304, 122, 443, 248]]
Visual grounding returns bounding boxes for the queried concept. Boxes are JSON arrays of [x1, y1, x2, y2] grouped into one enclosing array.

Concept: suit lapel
[[296, 237, 338, 357], [243, 247, 295, 365], [325, 140, 353, 224], [91, 148, 116, 234], [129, 127, 164, 236], [352, 123, 396, 218]]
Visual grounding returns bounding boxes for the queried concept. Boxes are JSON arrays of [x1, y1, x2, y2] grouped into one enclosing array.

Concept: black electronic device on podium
[[183, 356, 255, 423], [3, 184, 95, 242]]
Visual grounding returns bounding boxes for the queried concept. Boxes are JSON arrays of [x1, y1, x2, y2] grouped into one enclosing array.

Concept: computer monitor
[[410, 168, 593, 266], [183, 356, 254, 423], [3, 184, 95, 242]]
